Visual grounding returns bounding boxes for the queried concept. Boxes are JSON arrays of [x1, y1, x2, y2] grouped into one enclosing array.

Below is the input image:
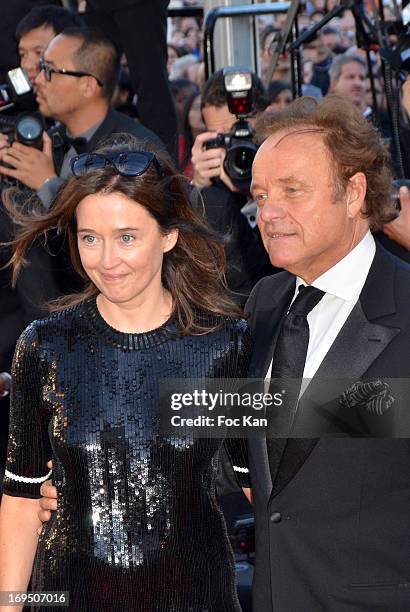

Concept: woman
[[0, 135, 251, 611]]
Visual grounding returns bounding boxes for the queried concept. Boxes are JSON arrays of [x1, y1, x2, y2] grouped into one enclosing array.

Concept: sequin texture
[[4, 299, 251, 611]]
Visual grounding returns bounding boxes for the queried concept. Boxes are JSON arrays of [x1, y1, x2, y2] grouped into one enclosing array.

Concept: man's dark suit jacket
[[53, 106, 163, 174], [245, 243, 410, 612]]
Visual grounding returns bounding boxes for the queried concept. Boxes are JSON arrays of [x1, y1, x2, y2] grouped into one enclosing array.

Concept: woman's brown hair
[[4, 133, 242, 334]]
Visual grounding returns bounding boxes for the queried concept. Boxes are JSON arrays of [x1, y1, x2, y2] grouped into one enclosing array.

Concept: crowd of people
[[0, 1, 410, 611]]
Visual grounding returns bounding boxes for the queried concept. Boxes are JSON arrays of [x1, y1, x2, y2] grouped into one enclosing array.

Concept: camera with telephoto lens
[[204, 67, 258, 193], [0, 112, 44, 150]]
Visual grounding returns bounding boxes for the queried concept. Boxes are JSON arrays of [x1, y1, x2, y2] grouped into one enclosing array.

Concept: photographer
[[0, 6, 83, 154], [190, 69, 274, 303], [0, 27, 162, 209], [16, 5, 84, 91], [382, 75, 410, 252]]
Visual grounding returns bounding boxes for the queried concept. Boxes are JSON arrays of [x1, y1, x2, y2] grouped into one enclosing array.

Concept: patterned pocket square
[[339, 380, 395, 416]]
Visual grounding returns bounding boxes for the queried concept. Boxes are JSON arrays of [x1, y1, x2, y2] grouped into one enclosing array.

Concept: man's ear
[[81, 76, 100, 99], [346, 172, 367, 218], [163, 229, 179, 253]]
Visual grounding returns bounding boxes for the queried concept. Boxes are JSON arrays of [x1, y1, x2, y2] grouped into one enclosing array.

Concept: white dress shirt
[[266, 231, 376, 381]]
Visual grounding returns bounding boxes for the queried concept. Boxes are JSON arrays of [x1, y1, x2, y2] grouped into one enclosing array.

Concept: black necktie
[[267, 285, 325, 479]]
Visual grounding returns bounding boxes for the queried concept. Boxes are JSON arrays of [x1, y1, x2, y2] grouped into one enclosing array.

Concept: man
[[329, 54, 368, 112], [190, 69, 274, 302], [16, 4, 84, 90], [0, 27, 162, 209], [0, 0, 59, 82], [0, 5, 83, 153], [244, 95, 410, 610], [381, 74, 410, 256]]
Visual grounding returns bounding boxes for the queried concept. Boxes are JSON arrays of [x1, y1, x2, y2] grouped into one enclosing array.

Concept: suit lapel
[[269, 244, 400, 499], [290, 300, 400, 437], [246, 275, 295, 499]]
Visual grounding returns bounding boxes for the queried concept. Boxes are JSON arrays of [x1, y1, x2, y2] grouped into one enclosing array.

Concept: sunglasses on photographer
[[70, 151, 164, 178]]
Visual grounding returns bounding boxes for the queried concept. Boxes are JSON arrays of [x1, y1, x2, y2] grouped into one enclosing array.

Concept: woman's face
[[76, 192, 177, 307]]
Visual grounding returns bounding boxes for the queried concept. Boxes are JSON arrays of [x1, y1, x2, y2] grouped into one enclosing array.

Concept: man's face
[[34, 34, 87, 121], [332, 61, 366, 108], [321, 31, 340, 52], [18, 25, 56, 90], [202, 104, 236, 133], [251, 130, 366, 283]]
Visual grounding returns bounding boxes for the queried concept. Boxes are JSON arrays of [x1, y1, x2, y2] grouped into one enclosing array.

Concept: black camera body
[[0, 68, 43, 151], [0, 112, 44, 150], [203, 67, 258, 193]]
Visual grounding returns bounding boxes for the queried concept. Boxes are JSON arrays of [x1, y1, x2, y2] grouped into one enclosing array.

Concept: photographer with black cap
[[0, 27, 163, 209], [190, 68, 274, 304]]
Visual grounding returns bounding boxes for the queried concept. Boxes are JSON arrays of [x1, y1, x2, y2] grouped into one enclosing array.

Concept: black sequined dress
[[4, 299, 251, 612]]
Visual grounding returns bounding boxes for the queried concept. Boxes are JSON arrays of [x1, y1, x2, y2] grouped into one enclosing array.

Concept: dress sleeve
[[222, 438, 250, 489], [3, 322, 53, 499], [221, 319, 252, 489]]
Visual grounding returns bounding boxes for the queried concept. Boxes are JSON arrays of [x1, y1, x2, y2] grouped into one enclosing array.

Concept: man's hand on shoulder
[[0, 132, 57, 190], [383, 186, 410, 251]]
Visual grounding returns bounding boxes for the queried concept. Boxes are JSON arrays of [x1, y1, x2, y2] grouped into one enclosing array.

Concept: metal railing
[[203, 2, 291, 79]]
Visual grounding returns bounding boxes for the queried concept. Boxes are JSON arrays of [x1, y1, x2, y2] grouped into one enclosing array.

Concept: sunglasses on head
[[70, 150, 164, 178]]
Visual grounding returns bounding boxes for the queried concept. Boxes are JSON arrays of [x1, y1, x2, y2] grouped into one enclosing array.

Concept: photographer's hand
[[0, 133, 9, 152], [383, 186, 410, 250], [191, 131, 225, 188], [0, 132, 57, 190]]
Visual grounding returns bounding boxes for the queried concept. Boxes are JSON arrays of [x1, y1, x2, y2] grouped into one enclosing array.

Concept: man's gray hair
[[329, 53, 367, 82]]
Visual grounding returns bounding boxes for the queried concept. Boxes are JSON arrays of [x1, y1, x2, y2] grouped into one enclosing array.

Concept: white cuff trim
[[233, 466, 249, 473], [5, 469, 52, 484]]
